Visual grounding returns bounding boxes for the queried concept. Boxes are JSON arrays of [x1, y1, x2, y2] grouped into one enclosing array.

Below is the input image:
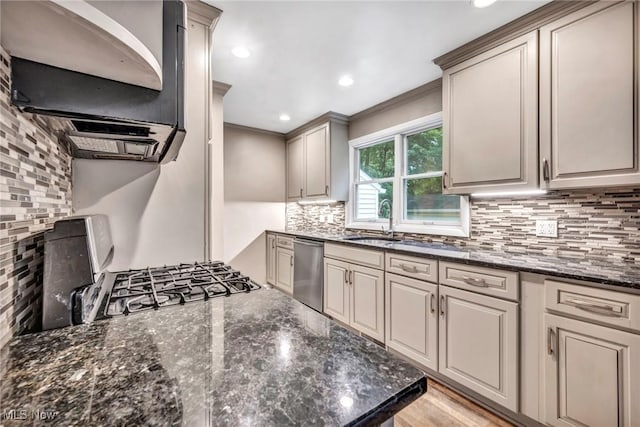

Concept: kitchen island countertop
[[0, 288, 425, 426]]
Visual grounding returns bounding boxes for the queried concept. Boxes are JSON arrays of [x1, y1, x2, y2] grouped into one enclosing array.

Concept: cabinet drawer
[[386, 252, 438, 283], [545, 280, 640, 333], [276, 235, 294, 249], [439, 262, 519, 301], [324, 243, 384, 270]]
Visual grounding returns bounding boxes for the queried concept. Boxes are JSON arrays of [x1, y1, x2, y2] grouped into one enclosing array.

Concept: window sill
[[346, 222, 469, 238]]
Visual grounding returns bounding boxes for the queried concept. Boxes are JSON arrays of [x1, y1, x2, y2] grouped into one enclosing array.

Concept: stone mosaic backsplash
[[286, 187, 640, 263], [0, 47, 73, 349]]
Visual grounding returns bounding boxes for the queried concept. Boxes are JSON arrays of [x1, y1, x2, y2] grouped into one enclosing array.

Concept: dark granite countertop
[[270, 230, 640, 292], [0, 289, 426, 426]]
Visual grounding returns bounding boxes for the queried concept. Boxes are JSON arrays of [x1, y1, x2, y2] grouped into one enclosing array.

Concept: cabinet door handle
[[565, 298, 624, 317], [440, 295, 445, 316], [430, 293, 435, 313], [442, 172, 448, 189], [460, 276, 488, 288], [348, 270, 352, 285], [400, 263, 419, 273], [542, 158, 550, 182], [325, 184, 329, 195], [290, 256, 294, 267], [344, 270, 348, 284], [299, 188, 303, 197], [547, 327, 556, 356]]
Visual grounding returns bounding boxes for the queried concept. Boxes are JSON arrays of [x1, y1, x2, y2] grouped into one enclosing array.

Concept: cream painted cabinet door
[[544, 314, 640, 427], [385, 273, 438, 370], [350, 263, 384, 342], [442, 30, 538, 194], [275, 247, 293, 294], [266, 234, 276, 285], [324, 258, 350, 324], [286, 135, 304, 200], [304, 124, 329, 198], [438, 285, 518, 411], [540, 2, 640, 190]]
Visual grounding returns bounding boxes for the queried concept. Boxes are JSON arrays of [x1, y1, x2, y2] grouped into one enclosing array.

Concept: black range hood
[[10, 0, 186, 163]]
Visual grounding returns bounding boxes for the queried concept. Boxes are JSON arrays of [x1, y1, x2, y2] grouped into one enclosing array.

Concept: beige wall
[[223, 123, 286, 282], [348, 79, 443, 140]]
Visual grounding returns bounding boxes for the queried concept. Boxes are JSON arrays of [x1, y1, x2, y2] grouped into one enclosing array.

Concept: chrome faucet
[[378, 199, 394, 239]]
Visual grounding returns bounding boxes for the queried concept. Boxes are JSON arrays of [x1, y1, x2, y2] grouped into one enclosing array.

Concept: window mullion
[[393, 134, 403, 227]]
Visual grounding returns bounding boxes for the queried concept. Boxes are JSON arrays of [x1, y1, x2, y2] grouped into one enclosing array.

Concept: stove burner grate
[[106, 261, 260, 316]]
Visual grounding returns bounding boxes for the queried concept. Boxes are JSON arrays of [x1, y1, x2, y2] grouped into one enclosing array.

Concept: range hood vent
[[71, 120, 151, 138], [10, 0, 186, 163]]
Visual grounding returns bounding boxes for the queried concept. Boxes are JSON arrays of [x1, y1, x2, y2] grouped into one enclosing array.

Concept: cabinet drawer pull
[[440, 295, 445, 316], [542, 158, 550, 182], [400, 263, 419, 273], [547, 327, 555, 356], [430, 293, 435, 314], [565, 298, 623, 317], [460, 276, 488, 287]]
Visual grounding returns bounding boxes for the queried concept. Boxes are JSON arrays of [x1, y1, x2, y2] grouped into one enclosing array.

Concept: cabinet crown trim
[[433, 0, 594, 70], [285, 111, 349, 139]]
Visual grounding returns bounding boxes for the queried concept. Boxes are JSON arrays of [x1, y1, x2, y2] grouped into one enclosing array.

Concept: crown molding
[[185, 0, 222, 28], [224, 122, 285, 138], [433, 0, 595, 70], [349, 79, 442, 123], [212, 80, 232, 97], [285, 111, 350, 139]]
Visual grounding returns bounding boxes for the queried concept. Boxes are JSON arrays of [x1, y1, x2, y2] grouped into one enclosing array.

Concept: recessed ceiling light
[[232, 46, 250, 58], [338, 75, 354, 87], [472, 0, 497, 8], [279, 114, 290, 121]]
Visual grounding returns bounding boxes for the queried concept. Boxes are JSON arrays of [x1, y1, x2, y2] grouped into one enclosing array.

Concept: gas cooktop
[[105, 261, 261, 316]]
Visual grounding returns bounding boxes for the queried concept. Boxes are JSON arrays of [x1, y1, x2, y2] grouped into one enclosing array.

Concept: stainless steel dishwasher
[[293, 238, 324, 312]]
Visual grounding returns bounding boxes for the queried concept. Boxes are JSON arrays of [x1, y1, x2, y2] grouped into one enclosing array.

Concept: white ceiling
[[207, 1, 548, 134]]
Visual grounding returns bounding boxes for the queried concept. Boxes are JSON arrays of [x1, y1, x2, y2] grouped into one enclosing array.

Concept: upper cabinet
[[286, 113, 349, 201], [1, 0, 163, 90], [437, 1, 640, 193], [539, 1, 640, 189], [442, 31, 538, 194]]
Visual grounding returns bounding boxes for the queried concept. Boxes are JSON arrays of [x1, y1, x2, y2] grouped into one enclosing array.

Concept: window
[[348, 113, 469, 237]]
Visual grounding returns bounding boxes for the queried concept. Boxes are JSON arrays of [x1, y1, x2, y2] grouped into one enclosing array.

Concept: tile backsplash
[[286, 187, 640, 262], [0, 47, 73, 349]]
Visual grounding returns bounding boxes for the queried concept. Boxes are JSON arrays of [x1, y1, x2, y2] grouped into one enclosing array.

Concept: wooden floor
[[394, 379, 514, 427]]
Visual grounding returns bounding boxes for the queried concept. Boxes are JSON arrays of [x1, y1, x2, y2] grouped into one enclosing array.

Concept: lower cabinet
[[438, 285, 519, 412], [544, 313, 640, 427], [275, 247, 294, 294], [324, 257, 384, 342], [266, 234, 276, 285], [324, 258, 350, 324], [385, 273, 438, 371]]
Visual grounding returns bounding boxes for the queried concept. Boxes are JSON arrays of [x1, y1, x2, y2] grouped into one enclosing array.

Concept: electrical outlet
[[319, 215, 326, 223], [536, 219, 558, 238], [327, 214, 334, 223]]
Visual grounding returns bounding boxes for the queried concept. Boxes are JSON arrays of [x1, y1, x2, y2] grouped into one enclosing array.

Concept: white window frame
[[346, 113, 470, 237]]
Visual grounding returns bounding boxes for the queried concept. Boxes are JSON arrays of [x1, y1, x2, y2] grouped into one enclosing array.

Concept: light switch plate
[[536, 219, 558, 238]]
